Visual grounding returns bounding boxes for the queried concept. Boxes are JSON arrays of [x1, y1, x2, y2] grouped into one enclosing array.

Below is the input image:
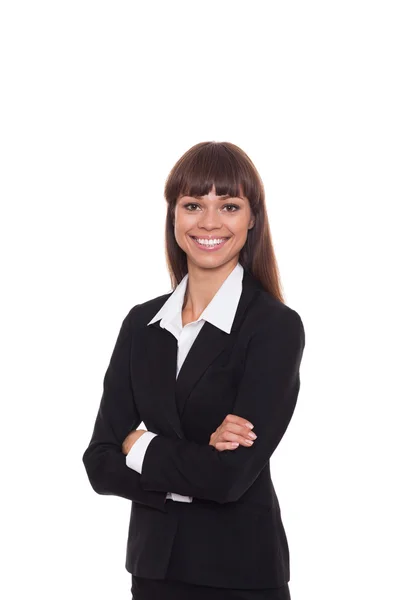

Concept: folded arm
[[138, 308, 305, 504]]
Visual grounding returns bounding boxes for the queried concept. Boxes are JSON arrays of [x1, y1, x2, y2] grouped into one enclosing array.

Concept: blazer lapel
[[143, 267, 263, 439]]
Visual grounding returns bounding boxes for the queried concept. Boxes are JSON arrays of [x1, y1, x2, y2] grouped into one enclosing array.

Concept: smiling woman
[[82, 141, 303, 600]]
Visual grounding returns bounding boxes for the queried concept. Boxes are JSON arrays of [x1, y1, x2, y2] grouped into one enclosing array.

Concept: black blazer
[[82, 267, 305, 589]]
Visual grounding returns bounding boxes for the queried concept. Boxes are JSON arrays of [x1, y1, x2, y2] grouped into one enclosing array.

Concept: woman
[[82, 141, 305, 599]]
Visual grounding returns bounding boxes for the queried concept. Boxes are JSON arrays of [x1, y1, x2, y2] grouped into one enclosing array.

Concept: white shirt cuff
[[126, 431, 158, 473], [167, 492, 193, 503]]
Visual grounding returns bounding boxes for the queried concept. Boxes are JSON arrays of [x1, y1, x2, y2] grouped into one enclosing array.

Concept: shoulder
[[250, 288, 304, 337], [243, 290, 305, 360], [123, 291, 173, 329]]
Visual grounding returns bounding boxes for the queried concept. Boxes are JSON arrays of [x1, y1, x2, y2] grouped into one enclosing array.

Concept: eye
[[183, 203, 240, 212]]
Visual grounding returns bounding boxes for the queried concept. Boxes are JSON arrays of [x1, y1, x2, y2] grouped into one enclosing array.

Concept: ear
[[248, 215, 255, 229]]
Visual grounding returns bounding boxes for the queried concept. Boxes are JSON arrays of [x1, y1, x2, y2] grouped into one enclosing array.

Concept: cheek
[[173, 220, 185, 239], [175, 213, 197, 230], [230, 217, 252, 238]]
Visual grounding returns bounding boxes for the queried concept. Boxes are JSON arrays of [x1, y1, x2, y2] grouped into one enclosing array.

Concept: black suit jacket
[[82, 267, 305, 589]]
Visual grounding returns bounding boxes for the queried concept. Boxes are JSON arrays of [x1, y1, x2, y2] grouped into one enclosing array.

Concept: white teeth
[[194, 237, 226, 246]]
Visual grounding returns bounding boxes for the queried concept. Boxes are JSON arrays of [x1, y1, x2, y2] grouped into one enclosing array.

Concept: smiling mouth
[[190, 236, 230, 240], [189, 235, 231, 250]]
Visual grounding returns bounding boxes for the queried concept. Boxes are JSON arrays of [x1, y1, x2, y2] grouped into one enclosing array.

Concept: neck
[[182, 259, 239, 317]]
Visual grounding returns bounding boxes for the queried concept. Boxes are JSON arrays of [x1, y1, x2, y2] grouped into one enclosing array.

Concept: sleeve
[[81, 306, 167, 512], [126, 420, 193, 503], [139, 308, 306, 504], [126, 431, 158, 473]]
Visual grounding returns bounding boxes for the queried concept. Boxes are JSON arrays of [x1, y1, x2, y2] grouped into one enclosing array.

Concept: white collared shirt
[[126, 261, 244, 503]]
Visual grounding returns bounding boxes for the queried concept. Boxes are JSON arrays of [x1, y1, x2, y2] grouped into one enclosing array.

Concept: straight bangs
[[164, 142, 263, 208]]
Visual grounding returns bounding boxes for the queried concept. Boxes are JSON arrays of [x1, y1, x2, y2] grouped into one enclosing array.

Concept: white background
[[1, 1, 416, 598]]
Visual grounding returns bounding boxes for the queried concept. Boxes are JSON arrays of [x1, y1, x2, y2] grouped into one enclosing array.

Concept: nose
[[197, 206, 223, 230]]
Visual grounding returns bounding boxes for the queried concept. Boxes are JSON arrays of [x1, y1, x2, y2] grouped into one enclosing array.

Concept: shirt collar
[[147, 261, 244, 334]]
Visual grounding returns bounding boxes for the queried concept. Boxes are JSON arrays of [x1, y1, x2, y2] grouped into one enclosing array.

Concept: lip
[[189, 235, 230, 252]]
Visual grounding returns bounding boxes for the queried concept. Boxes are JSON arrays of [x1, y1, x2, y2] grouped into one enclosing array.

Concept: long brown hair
[[164, 141, 285, 302]]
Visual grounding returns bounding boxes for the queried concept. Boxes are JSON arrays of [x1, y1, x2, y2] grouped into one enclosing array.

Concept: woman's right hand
[[209, 414, 257, 451]]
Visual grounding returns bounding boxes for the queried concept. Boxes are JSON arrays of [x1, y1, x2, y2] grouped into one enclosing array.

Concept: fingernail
[[246, 423, 254, 429]]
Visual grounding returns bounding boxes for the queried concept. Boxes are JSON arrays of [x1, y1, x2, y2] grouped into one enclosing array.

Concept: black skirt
[[131, 575, 291, 600]]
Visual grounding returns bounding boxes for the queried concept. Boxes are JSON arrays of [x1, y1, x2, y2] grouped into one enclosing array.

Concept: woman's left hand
[[122, 429, 147, 455]]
